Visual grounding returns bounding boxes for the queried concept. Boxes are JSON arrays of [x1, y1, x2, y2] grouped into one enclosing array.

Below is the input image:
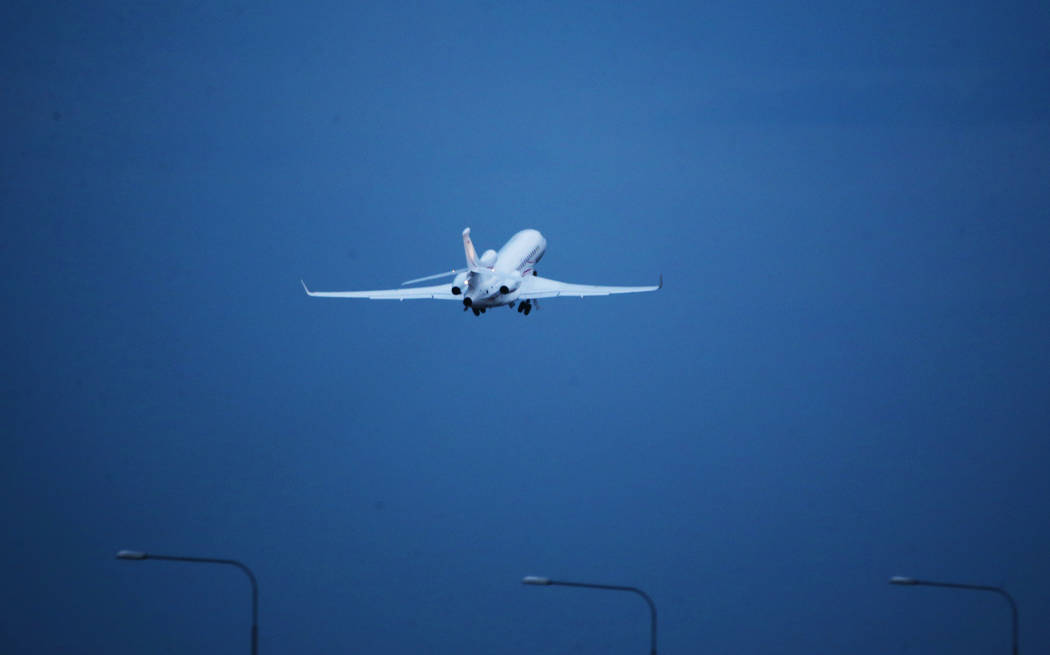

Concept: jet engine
[[499, 279, 521, 295], [450, 272, 468, 296]]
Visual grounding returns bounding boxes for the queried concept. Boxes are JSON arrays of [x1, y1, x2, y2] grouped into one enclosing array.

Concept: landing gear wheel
[[472, 308, 480, 316]]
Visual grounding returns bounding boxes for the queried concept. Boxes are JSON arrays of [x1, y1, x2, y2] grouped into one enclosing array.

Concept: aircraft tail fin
[[462, 227, 479, 269]]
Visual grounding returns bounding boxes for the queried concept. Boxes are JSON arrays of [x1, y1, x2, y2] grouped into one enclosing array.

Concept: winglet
[[658, 274, 663, 290], [301, 279, 313, 296], [462, 227, 479, 269]]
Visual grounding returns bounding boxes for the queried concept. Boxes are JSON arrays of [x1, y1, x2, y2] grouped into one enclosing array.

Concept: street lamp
[[889, 575, 1018, 654], [523, 576, 657, 655], [117, 550, 259, 655]]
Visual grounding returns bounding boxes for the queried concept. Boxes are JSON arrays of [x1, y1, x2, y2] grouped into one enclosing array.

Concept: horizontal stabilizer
[[401, 269, 462, 286]]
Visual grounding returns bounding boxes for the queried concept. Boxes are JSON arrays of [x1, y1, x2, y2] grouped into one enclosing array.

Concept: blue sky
[[3, 1, 1049, 653]]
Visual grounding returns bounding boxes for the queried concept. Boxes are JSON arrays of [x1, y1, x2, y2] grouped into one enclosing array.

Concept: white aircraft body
[[301, 228, 660, 316]]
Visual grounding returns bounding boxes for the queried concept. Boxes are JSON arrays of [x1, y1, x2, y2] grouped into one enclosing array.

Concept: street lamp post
[[889, 575, 1018, 655], [117, 550, 259, 655], [523, 576, 658, 655]]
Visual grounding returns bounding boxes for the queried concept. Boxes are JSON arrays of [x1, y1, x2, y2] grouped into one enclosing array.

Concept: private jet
[[301, 228, 661, 316]]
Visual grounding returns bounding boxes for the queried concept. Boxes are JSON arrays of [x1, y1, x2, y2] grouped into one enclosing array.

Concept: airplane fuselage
[[455, 229, 547, 309]]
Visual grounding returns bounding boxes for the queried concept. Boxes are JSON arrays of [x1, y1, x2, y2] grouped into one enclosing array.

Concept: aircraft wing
[[301, 280, 459, 300], [517, 274, 662, 300]]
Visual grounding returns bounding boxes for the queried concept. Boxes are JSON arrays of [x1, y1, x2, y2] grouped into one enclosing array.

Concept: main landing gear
[[462, 298, 531, 317], [463, 297, 484, 316]]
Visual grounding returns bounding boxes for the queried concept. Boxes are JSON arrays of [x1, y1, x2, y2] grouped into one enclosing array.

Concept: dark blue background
[[3, 1, 1048, 652]]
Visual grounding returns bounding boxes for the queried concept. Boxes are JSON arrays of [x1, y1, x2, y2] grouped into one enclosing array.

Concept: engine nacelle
[[479, 249, 498, 268], [499, 278, 521, 295], [450, 272, 468, 296]]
